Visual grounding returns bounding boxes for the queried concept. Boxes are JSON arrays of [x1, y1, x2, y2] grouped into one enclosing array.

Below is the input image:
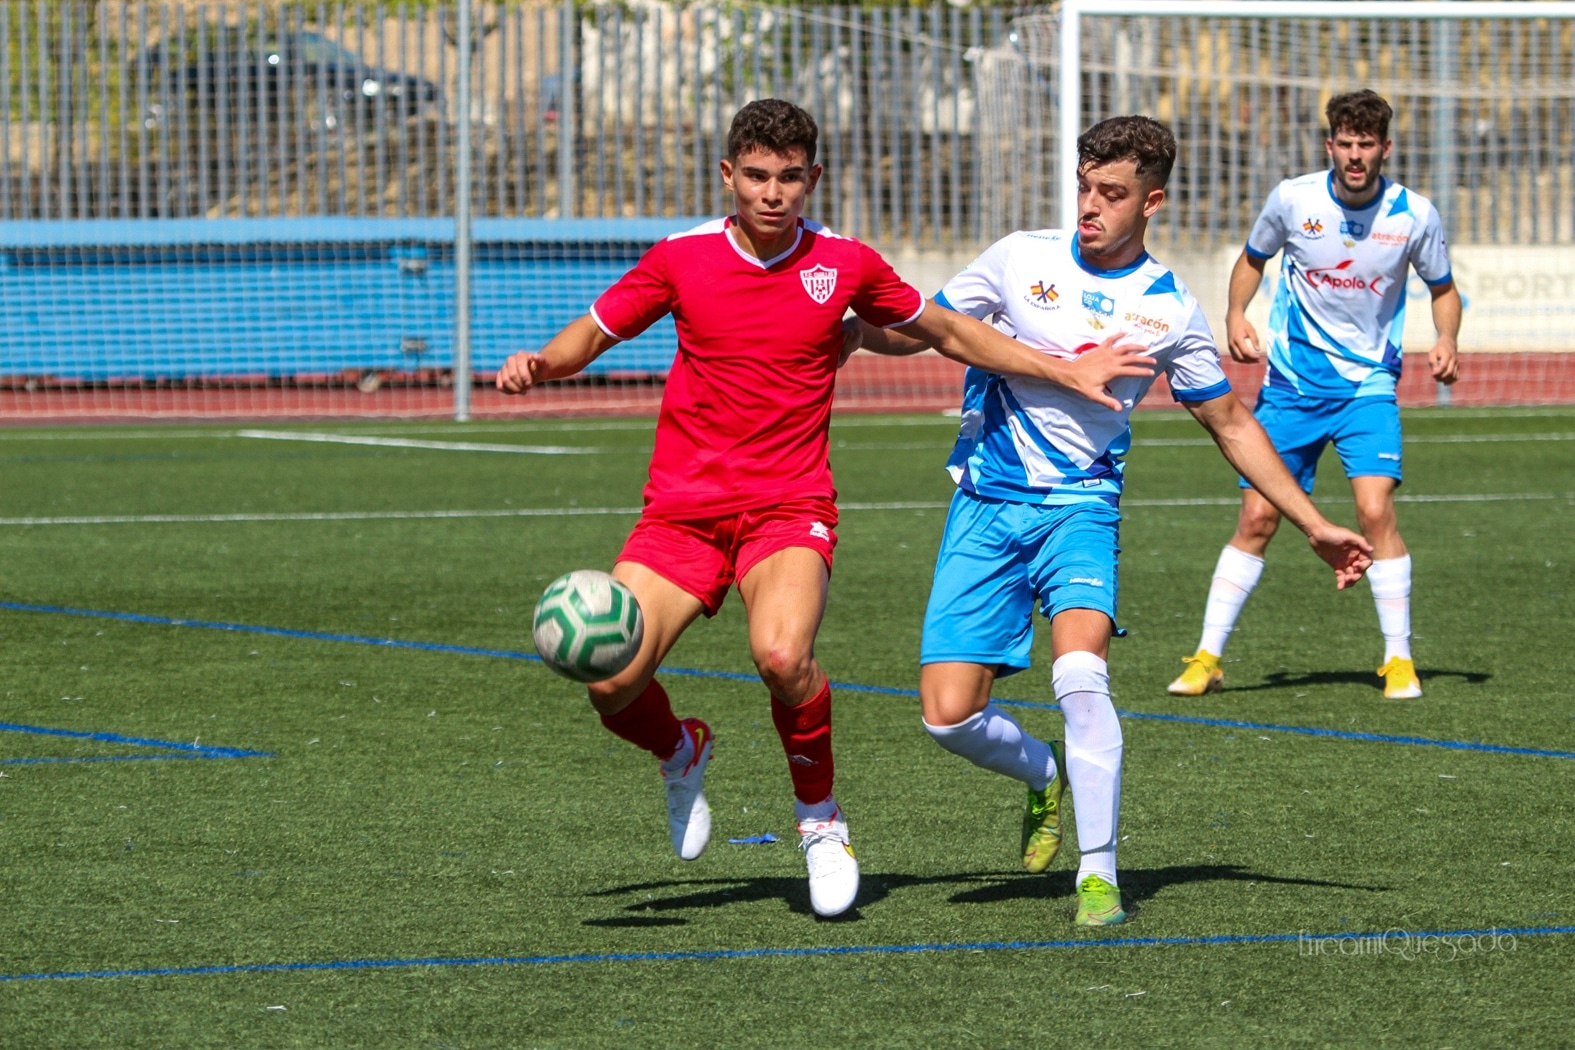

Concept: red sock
[[600, 679, 684, 761], [771, 680, 835, 805]]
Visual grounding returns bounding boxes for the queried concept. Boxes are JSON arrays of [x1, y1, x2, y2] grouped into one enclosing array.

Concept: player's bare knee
[[755, 644, 815, 697], [1355, 498, 1397, 538], [585, 673, 646, 715], [1236, 504, 1281, 546]]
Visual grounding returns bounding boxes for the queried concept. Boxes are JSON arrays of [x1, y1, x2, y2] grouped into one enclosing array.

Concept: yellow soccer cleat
[[1378, 657, 1423, 699], [1167, 650, 1223, 696]]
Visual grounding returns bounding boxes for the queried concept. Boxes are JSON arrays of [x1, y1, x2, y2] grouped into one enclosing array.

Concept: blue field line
[[987, 700, 1575, 761], [5, 600, 1571, 762], [0, 718, 273, 766], [2, 924, 1569, 983]]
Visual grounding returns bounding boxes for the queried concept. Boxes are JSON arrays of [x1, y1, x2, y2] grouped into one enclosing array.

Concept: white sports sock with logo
[[1054, 651, 1122, 888], [924, 704, 1058, 791], [1198, 545, 1266, 656], [1368, 555, 1413, 662]]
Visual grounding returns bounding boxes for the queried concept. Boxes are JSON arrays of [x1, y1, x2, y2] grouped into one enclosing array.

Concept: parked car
[[141, 28, 440, 133]]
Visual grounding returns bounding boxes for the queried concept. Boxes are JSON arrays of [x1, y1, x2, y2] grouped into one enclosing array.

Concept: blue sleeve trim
[[1243, 243, 1274, 261], [1171, 378, 1232, 403], [933, 289, 958, 312], [1423, 270, 1454, 288]]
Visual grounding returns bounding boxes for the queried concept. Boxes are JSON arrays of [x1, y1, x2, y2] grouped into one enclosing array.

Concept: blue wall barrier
[[0, 218, 703, 382]]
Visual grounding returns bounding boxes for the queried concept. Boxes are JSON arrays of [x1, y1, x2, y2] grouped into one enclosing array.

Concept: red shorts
[[617, 497, 839, 616]]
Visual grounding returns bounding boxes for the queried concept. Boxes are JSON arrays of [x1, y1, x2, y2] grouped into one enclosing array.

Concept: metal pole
[[454, 0, 474, 421], [1058, 0, 1082, 231], [1433, 13, 1457, 407], [557, 0, 575, 218]]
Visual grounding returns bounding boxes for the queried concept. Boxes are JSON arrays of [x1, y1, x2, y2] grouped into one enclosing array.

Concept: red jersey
[[591, 217, 924, 519]]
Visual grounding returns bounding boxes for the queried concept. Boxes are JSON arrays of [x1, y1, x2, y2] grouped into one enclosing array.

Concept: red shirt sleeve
[[850, 242, 925, 329], [590, 240, 673, 340]]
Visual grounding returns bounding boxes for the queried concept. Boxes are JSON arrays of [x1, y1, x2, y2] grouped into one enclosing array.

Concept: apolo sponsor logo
[[1303, 259, 1386, 295]]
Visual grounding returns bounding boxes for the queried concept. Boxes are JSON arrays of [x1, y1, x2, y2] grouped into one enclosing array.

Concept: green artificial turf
[[0, 408, 1571, 1048]]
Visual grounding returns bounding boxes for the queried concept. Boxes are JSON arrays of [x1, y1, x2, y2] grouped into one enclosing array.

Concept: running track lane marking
[[235, 430, 607, 456], [0, 492, 1568, 527], [0, 720, 273, 765], [1, 924, 1569, 983], [2, 601, 1569, 762]]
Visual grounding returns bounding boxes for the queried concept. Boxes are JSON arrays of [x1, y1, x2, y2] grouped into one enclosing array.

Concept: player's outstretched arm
[[497, 315, 620, 394], [861, 304, 1156, 412], [1187, 391, 1374, 589], [496, 315, 621, 395], [1428, 281, 1463, 385], [1224, 251, 1269, 364]]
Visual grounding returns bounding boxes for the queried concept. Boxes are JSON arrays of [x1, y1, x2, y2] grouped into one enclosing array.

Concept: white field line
[[1136, 432, 1575, 447], [235, 430, 611, 455], [0, 493, 1568, 527]]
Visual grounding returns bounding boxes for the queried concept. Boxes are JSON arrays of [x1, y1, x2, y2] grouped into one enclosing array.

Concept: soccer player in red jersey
[[498, 99, 1154, 916]]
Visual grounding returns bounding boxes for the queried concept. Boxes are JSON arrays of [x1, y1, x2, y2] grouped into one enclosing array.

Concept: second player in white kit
[[1170, 90, 1463, 701]]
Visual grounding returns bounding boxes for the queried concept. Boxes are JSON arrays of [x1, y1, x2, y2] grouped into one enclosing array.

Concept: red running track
[[1, 352, 1571, 425]]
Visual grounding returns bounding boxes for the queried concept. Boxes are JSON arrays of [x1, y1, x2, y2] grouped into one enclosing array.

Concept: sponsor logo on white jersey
[[1081, 289, 1116, 317], [1024, 280, 1061, 310], [1304, 260, 1387, 295], [800, 264, 838, 304], [1301, 216, 1325, 237]]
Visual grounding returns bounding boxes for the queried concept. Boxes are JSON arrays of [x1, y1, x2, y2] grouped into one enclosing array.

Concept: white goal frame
[[1057, 0, 1575, 230]]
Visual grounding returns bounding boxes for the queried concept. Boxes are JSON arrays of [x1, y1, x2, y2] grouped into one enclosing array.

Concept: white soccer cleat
[[663, 719, 713, 861], [799, 805, 860, 917]]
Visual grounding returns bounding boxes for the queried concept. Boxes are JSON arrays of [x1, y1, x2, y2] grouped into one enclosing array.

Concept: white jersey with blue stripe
[[1246, 172, 1453, 400], [937, 230, 1230, 507]]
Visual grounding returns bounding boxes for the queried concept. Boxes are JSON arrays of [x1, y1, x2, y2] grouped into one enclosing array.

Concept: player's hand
[[838, 316, 863, 368], [496, 351, 546, 395], [1061, 331, 1156, 412], [1226, 311, 1263, 364], [1305, 524, 1374, 590], [1429, 338, 1460, 385]]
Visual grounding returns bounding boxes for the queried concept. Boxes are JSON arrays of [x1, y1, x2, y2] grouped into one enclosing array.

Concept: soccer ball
[[531, 570, 645, 683]]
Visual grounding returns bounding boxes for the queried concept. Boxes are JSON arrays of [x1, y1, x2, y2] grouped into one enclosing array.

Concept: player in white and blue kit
[[1170, 91, 1463, 701], [858, 117, 1373, 927]]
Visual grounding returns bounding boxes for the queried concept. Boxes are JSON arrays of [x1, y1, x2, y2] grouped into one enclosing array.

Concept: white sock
[[1198, 545, 1265, 656], [795, 796, 839, 824], [1054, 651, 1122, 888], [923, 704, 1058, 791], [1368, 555, 1413, 662]]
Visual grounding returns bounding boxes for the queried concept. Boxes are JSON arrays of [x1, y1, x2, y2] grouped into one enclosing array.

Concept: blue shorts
[[1242, 388, 1403, 493], [921, 490, 1120, 677]]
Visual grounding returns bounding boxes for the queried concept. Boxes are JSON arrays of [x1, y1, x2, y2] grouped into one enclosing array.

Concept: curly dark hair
[[1326, 90, 1392, 139], [726, 99, 819, 166], [1077, 115, 1176, 188]]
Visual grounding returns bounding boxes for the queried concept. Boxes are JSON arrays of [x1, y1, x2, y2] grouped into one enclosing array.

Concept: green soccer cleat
[[1021, 740, 1067, 873], [1074, 874, 1127, 927]]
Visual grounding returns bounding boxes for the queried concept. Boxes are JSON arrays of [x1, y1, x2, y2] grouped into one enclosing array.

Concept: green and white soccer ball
[[531, 570, 645, 683]]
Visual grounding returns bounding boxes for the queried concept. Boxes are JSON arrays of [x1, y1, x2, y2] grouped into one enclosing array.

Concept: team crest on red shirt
[[800, 264, 838, 304]]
